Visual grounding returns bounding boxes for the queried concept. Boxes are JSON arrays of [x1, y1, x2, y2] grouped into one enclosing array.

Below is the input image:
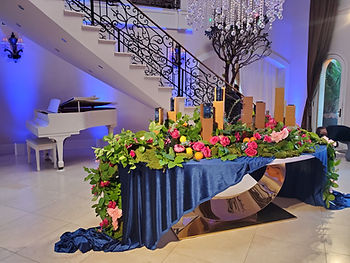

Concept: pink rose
[[100, 181, 110, 187], [209, 136, 220, 145], [265, 118, 277, 129], [219, 136, 230, 147], [99, 218, 109, 228], [248, 141, 258, 149], [169, 128, 180, 139], [235, 132, 241, 142], [280, 128, 289, 140], [130, 150, 136, 158], [192, 142, 205, 151], [107, 201, 117, 209], [245, 147, 257, 157], [263, 136, 272, 143], [253, 132, 261, 140], [201, 146, 212, 158], [174, 144, 185, 153]]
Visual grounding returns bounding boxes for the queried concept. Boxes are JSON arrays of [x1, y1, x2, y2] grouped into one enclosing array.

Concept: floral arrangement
[[83, 110, 340, 239]]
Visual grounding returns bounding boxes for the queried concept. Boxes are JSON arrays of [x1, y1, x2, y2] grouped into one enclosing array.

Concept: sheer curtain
[[240, 58, 285, 115]]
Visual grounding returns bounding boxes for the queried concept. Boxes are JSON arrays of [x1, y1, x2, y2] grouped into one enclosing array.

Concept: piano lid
[[59, 96, 115, 112]]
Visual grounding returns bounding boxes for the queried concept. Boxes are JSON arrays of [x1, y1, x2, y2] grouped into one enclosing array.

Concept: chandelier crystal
[[186, 0, 285, 33]]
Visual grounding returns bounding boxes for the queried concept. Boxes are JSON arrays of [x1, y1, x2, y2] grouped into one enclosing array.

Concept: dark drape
[[302, 0, 339, 129]]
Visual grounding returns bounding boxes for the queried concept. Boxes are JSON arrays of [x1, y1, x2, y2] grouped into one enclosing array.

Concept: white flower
[[322, 136, 337, 147]]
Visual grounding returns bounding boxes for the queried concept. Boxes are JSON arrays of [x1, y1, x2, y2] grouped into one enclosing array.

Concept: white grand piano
[[26, 97, 117, 169]]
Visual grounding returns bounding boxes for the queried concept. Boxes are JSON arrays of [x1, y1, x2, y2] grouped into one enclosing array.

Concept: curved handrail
[[65, 0, 244, 105]]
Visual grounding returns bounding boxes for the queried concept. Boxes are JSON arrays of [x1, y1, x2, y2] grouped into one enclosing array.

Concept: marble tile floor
[[0, 148, 350, 263]]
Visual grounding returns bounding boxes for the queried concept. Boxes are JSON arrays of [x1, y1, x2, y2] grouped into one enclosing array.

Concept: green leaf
[[138, 146, 146, 153]]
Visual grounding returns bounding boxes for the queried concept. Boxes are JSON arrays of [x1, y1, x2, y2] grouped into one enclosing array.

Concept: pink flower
[[100, 181, 110, 187], [297, 141, 302, 146], [174, 144, 185, 153], [302, 134, 306, 138], [245, 147, 257, 157], [235, 132, 241, 142], [209, 136, 220, 145], [146, 138, 153, 144], [253, 132, 261, 140], [219, 136, 230, 147], [192, 142, 205, 151], [169, 128, 180, 139], [263, 136, 272, 143], [248, 141, 258, 149], [133, 138, 139, 143], [164, 138, 171, 145], [107, 201, 117, 209], [125, 144, 133, 149], [99, 218, 109, 228], [270, 128, 289, 143], [130, 150, 136, 158], [201, 146, 212, 158], [265, 118, 277, 129], [107, 206, 122, 231]]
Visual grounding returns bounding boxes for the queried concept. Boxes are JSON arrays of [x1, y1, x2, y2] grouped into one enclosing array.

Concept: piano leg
[[50, 135, 69, 170]]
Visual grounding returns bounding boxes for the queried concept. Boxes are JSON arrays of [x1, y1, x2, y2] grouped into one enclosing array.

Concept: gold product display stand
[[255, 101, 266, 129], [274, 87, 285, 123], [200, 104, 213, 142], [213, 87, 225, 130], [241, 96, 253, 128], [167, 97, 180, 122], [285, 105, 296, 127]]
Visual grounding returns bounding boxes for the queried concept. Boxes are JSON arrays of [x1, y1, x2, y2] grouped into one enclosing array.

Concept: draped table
[[55, 145, 335, 253]]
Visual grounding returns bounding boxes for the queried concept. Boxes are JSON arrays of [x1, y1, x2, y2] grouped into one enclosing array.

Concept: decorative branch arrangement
[[205, 17, 272, 88]]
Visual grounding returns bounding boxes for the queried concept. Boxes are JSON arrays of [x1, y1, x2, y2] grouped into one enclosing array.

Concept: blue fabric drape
[[55, 156, 273, 253]]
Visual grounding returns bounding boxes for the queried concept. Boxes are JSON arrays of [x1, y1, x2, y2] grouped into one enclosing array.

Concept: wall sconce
[[3, 32, 23, 62]]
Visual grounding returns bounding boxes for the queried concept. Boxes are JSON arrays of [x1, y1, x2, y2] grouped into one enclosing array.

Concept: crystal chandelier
[[186, 0, 285, 33]]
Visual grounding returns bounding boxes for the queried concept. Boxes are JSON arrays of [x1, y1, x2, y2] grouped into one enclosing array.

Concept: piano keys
[[26, 97, 117, 169]]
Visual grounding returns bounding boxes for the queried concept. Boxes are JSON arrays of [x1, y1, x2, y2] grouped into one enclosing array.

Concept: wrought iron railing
[[64, 0, 242, 106], [130, 0, 180, 9]]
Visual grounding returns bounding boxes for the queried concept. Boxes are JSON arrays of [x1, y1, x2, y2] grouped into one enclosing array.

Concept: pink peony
[[235, 132, 241, 142], [107, 201, 117, 209], [263, 135, 272, 143], [99, 218, 109, 228], [219, 136, 230, 147], [248, 141, 258, 149], [253, 132, 261, 140], [107, 206, 122, 231], [245, 147, 257, 157], [209, 136, 220, 145], [174, 144, 185, 153], [169, 128, 180, 139], [130, 150, 136, 158], [201, 146, 212, 158], [192, 142, 205, 151], [270, 128, 289, 143]]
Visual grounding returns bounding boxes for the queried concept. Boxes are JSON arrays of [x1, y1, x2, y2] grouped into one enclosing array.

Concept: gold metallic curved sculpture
[[172, 163, 287, 239]]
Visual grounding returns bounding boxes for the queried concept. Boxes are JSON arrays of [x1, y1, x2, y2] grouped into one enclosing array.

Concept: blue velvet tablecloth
[[56, 145, 348, 253]]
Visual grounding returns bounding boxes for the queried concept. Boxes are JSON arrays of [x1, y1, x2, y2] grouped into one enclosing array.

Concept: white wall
[[328, 0, 350, 127], [0, 34, 154, 154]]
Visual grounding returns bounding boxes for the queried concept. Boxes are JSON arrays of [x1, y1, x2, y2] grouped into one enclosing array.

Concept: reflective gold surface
[[172, 164, 287, 239]]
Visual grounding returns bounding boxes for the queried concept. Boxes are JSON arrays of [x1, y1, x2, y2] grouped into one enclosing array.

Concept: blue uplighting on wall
[[1, 36, 38, 142], [81, 73, 117, 138], [185, 29, 193, 34]]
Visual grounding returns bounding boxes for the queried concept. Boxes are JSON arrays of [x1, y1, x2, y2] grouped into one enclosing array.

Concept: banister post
[[176, 44, 182, 97], [90, 0, 95, 25]]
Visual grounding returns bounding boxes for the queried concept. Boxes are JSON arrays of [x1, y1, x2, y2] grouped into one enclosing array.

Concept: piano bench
[[26, 138, 57, 171]]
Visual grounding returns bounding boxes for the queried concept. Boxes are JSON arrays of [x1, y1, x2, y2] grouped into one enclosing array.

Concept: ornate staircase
[[1, 0, 241, 115]]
